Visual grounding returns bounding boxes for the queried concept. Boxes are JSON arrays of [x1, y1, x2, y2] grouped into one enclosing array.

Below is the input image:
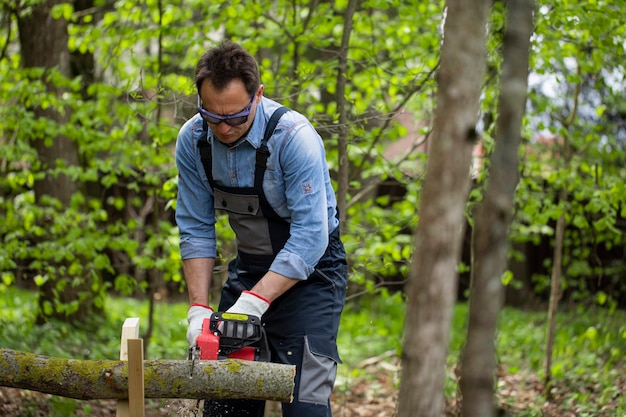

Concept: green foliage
[[1, 0, 185, 319], [1, 0, 625, 332], [343, 180, 420, 293], [495, 304, 626, 415], [0, 287, 188, 360], [0, 0, 450, 319], [338, 291, 407, 368], [507, 0, 626, 307]]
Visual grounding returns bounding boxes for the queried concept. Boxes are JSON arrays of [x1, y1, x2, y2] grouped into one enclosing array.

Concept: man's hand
[[226, 290, 270, 317], [187, 304, 214, 347]]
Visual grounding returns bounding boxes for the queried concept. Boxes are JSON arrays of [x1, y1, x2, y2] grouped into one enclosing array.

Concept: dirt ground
[[1, 357, 623, 417], [0, 378, 397, 417], [0, 381, 400, 417]]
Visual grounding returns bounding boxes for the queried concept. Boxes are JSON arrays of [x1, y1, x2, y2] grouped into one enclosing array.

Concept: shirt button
[[231, 173, 236, 178]]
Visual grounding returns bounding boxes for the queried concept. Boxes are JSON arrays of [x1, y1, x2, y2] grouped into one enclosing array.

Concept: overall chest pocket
[[214, 188, 260, 216]]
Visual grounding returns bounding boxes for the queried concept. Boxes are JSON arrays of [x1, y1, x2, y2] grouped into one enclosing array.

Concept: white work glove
[[226, 290, 270, 318], [187, 304, 214, 347]]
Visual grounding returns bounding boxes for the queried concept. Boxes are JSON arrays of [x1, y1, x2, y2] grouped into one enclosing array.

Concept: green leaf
[[34, 275, 48, 287]]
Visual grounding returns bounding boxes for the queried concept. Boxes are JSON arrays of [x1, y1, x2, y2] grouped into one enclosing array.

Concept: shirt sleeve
[[269, 120, 331, 279], [175, 117, 218, 260]]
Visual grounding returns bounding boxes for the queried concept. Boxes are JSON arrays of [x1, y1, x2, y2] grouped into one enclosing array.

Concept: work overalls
[[198, 108, 348, 417]]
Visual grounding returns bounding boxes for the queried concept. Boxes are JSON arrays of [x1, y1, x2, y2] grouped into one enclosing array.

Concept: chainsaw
[[186, 312, 271, 414], [191, 311, 270, 361]]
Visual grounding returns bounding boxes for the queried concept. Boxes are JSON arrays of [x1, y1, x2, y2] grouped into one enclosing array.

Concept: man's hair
[[195, 41, 260, 96]]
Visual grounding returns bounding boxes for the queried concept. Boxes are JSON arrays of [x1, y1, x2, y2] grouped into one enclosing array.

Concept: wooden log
[[0, 348, 295, 402]]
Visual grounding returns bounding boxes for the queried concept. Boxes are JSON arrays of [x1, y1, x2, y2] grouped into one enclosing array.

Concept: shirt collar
[[242, 98, 266, 149]]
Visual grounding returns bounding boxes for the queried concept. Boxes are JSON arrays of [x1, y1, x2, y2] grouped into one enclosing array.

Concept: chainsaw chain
[[187, 346, 202, 416]]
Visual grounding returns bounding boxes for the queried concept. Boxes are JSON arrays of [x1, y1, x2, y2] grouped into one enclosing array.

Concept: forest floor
[[1, 355, 624, 417]]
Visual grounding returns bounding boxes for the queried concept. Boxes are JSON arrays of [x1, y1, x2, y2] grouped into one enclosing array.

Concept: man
[[175, 41, 348, 417]]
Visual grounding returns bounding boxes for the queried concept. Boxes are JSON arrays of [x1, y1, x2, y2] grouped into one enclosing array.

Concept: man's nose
[[217, 122, 232, 134]]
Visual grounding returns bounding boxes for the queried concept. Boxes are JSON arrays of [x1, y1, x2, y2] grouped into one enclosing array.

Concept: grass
[[1, 287, 625, 415]]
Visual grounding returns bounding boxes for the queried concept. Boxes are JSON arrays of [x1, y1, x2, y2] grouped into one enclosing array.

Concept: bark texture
[[17, 0, 96, 324], [0, 349, 295, 402], [396, 1, 491, 417], [17, 0, 79, 206], [460, 1, 535, 416]]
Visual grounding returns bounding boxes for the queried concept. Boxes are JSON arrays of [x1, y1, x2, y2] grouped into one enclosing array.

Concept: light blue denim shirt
[[175, 97, 339, 280]]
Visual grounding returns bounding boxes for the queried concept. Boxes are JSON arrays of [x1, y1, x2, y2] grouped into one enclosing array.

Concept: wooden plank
[[116, 318, 140, 417], [127, 338, 145, 417]]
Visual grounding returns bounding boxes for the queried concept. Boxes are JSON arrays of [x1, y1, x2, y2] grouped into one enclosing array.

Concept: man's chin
[[216, 135, 239, 145]]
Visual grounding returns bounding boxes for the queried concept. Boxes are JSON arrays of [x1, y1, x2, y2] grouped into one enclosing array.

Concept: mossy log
[[0, 348, 294, 402]]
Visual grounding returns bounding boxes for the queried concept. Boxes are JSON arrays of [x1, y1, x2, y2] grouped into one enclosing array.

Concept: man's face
[[198, 79, 263, 145]]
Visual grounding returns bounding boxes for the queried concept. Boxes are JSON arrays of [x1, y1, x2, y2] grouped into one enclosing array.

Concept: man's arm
[[250, 271, 299, 303], [225, 271, 298, 318], [183, 257, 215, 306], [184, 257, 215, 347]]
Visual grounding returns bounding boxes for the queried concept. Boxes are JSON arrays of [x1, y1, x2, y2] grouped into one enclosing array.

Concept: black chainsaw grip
[[209, 312, 270, 361]]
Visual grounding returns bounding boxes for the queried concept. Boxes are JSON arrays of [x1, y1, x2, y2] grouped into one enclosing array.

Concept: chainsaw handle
[[209, 312, 270, 361]]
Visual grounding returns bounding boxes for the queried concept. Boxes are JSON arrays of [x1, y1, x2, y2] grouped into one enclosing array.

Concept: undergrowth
[[1, 287, 625, 415]]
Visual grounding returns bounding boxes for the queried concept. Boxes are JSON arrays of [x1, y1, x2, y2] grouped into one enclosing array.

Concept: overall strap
[[254, 107, 291, 253], [197, 118, 217, 189], [254, 106, 290, 189]]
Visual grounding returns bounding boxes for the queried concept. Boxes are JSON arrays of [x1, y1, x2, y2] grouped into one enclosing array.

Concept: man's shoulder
[[178, 114, 205, 143], [260, 98, 312, 135], [261, 97, 302, 122]]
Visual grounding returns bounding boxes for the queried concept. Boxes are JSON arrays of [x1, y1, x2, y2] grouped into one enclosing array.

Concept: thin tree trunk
[[544, 191, 566, 397], [396, 1, 491, 416], [0, 348, 295, 402], [460, 1, 534, 416], [544, 65, 579, 398], [335, 0, 357, 234]]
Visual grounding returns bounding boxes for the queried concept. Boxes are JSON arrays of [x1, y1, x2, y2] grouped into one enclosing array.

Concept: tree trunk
[[544, 61, 578, 399], [17, 0, 99, 324], [544, 190, 566, 397], [460, 1, 534, 416], [0, 348, 295, 402], [396, 1, 491, 416], [17, 0, 79, 206], [335, 0, 357, 234]]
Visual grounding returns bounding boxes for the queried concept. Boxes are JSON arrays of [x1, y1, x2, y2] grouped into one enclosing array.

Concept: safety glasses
[[197, 95, 255, 126]]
